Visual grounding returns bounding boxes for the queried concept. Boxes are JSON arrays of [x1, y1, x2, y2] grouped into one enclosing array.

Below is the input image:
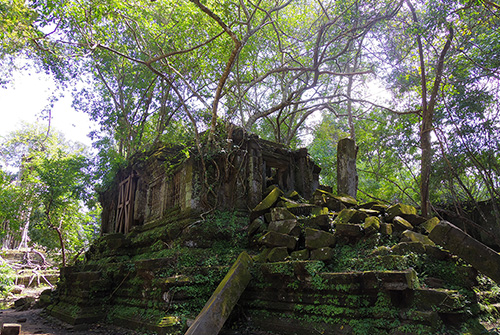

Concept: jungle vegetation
[[0, 0, 499, 260]]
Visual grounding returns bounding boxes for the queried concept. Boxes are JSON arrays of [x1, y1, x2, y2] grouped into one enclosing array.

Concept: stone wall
[[99, 132, 320, 235]]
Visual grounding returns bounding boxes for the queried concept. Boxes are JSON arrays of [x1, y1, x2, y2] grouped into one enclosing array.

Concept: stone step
[[256, 261, 418, 293]]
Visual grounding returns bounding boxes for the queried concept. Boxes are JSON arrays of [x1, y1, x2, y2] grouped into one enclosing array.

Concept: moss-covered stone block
[[251, 187, 283, 219], [311, 207, 329, 216], [291, 249, 309, 260], [301, 214, 330, 230], [334, 223, 363, 238], [421, 217, 440, 233], [363, 216, 381, 235], [380, 222, 393, 235], [248, 218, 266, 236], [392, 216, 414, 231], [285, 190, 300, 200], [401, 230, 435, 246], [412, 288, 465, 312], [268, 219, 300, 237], [333, 209, 356, 225], [424, 245, 450, 261], [271, 207, 296, 221], [359, 208, 380, 216], [310, 247, 334, 261], [334, 194, 358, 207], [267, 247, 289, 262], [253, 248, 272, 263], [305, 228, 336, 249], [258, 231, 297, 250], [386, 203, 417, 221], [400, 213, 427, 226], [333, 208, 368, 225]]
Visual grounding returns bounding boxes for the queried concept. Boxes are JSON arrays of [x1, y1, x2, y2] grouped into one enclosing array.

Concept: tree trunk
[[337, 138, 358, 198], [55, 225, 66, 267]]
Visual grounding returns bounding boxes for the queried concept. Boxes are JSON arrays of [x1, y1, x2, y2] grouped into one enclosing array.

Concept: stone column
[[337, 138, 358, 198]]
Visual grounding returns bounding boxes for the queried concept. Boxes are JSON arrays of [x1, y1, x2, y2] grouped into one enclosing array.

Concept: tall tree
[[0, 124, 97, 264]]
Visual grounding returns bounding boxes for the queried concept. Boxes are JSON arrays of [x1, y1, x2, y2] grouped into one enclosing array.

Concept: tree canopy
[[0, 124, 99, 264]]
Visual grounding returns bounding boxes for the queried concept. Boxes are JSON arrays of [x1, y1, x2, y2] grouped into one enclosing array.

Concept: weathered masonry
[[99, 130, 321, 235], [47, 131, 500, 335]]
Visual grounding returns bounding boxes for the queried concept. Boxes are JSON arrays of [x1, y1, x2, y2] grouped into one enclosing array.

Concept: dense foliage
[[1, 0, 499, 251], [0, 124, 99, 265]]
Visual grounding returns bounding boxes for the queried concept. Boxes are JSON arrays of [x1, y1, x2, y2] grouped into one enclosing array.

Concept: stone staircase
[[239, 261, 474, 334], [46, 208, 242, 334]]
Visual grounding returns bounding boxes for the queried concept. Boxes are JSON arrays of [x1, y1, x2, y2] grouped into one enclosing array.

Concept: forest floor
[[0, 308, 142, 335], [0, 307, 273, 335], [0, 285, 141, 335]]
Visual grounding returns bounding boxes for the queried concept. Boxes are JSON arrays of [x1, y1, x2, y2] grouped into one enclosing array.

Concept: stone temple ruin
[[46, 130, 500, 334], [99, 129, 320, 236]]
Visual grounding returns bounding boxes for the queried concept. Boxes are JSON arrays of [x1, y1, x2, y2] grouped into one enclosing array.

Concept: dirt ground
[[0, 308, 143, 335]]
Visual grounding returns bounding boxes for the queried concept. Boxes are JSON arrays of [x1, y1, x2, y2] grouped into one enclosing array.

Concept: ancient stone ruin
[[45, 132, 500, 334], [99, 129, 320, 235]]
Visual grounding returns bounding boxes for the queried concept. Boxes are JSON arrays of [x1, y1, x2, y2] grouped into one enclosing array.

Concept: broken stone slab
[[358, 208, 380, 216], [258, 231, 297, 250], [248, 218, 266, 236], [412, 288, 465, 312], [363, 216, 381, 235], [379, 222, 393, 235], [420, 217, 440, 234], [429, 220, 500, 285], [270, 207, 296, 221], [267, 247, 289, 262], [305, 228, 336, 249], [310, 247, 334, 261], [334, 223, 364, 238], [333, 208, 361, 225], [392, 216, 414, 232], [311, 189, 357, 210], [401, 230, 435, 246], [386, 203, 417, 221], [291, 249, 309, 260], [400, 214, 427, 226], [300, 214, 330, 230], [184, 252, 253, 335], [1, 324, 21, 335], [311, 207, 329, 216], [251, 187, 283, 220], [268, 219, 300, 237]]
